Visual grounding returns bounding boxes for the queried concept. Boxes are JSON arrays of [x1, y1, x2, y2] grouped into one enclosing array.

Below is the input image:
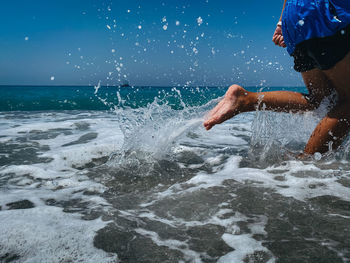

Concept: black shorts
[[292, 24, 350, 72]]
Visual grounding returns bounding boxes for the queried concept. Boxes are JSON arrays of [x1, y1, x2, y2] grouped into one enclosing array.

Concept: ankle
[[244, 92, 259, 112]]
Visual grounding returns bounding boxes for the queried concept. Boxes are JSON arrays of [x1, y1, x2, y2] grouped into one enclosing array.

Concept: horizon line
[[0, 84, 305, 88]]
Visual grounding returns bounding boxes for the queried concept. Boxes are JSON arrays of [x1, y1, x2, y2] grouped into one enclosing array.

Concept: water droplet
[[197, 17, 203, 26], [314, 152, 322, 161]]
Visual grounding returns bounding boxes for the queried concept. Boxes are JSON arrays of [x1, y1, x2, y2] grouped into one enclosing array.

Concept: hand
[[272, 25, 286, 48]]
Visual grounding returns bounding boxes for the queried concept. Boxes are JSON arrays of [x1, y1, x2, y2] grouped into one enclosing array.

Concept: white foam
[[2, 100, 350, 262], [186, 156, 350, 202], [0, 164, 109, 210], [0, 207, 118, 262], [1, 113, 124, 169], [135, 228, 203, 262], [0, 112, 123, 261], [218, 234, 275, 263]]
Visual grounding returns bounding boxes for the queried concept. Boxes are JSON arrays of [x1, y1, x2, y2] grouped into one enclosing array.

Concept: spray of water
[[249, 92, 341, 164], [95, 87, 220, 173]]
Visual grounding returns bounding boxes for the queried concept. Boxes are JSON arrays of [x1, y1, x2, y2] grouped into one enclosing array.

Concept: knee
[[306, 89, 332, 109], [306, 94, 322, 109]]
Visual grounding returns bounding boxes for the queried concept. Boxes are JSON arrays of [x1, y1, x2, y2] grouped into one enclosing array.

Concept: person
[[204, 0, 350, 155]]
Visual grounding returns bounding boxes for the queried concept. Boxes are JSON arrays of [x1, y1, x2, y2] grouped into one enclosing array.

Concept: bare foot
[[204, 85, 251, 130]]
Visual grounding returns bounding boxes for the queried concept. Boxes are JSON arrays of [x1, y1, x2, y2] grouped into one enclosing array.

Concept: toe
[[204, 118, 215, 130]]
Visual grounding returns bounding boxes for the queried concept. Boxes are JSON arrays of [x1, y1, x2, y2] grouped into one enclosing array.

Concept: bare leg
[[303, 53, 350, 154], [204, 58, 350, 154], [304, 102, 350, 154], [204, 69, 331, 131], [204, 85, 308, 130]]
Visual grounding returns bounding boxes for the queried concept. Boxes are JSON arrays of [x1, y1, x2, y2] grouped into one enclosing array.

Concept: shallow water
[[0, 86, 350, 263]]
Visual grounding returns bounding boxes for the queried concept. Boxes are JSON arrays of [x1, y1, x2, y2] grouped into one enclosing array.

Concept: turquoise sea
[[0, 85, 307, 111], [1, 85, 349, 263]]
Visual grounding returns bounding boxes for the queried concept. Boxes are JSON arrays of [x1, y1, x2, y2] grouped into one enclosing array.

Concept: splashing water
[[249, 110, 318, 164], [104, 87, 219, 171], [2, 85, 350, 262], [248, 91, 347, 164]]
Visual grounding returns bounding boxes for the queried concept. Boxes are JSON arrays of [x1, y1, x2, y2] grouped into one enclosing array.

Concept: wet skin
[[204, 53, 350, 155]]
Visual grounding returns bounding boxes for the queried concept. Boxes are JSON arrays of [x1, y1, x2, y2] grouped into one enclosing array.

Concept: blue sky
[[0, 0, 304, 87]]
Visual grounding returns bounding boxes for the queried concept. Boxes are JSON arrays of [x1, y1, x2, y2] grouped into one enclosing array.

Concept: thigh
[[301, 69, 334, 106], [324, 52, 350, 101]]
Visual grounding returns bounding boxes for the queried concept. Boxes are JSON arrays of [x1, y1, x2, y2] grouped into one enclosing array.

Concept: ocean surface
[[1, 85, 350, 263]]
